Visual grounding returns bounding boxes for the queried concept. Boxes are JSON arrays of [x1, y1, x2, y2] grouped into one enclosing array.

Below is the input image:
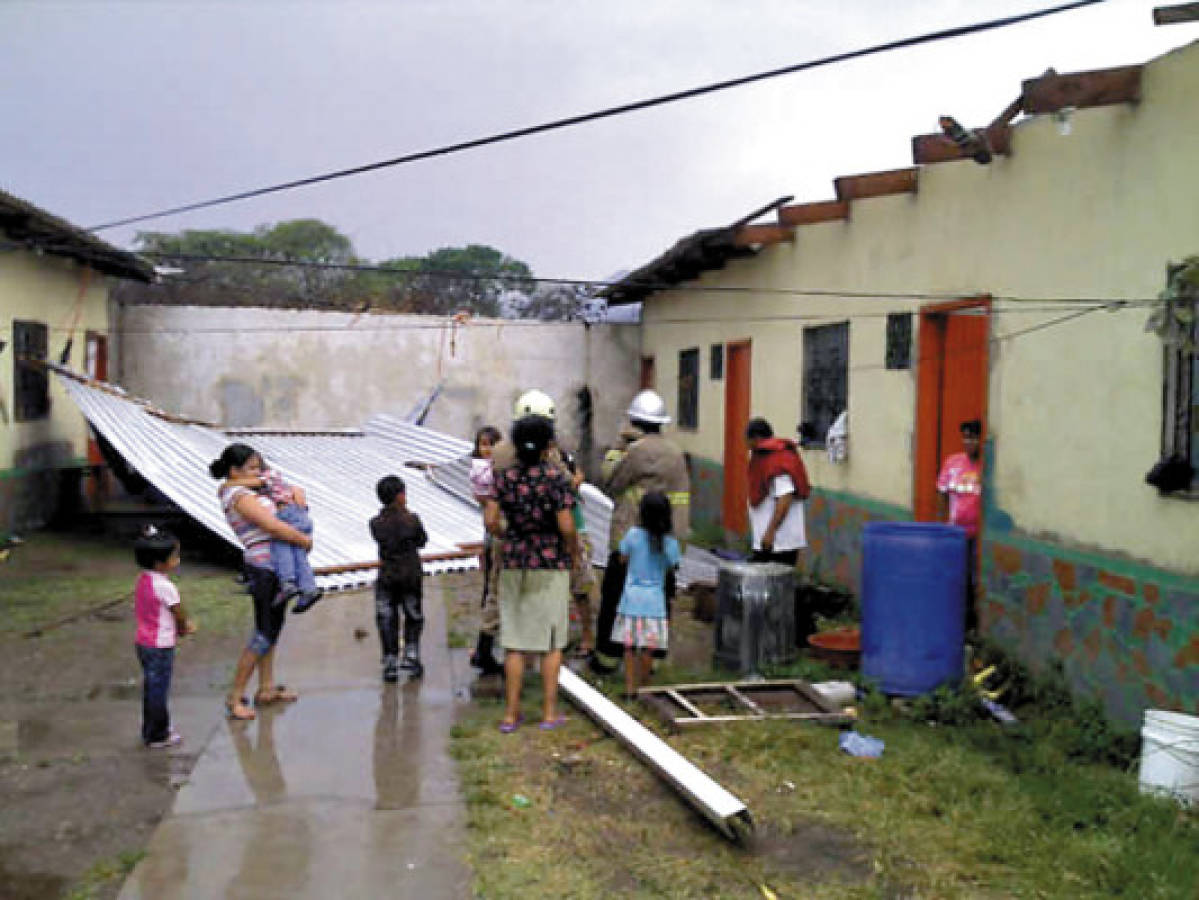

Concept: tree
[[119, 225, 542, 318], [381, 245, 535, 317], [126, 220, 360, 309]]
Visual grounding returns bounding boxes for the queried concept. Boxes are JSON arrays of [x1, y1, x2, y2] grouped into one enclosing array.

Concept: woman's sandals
[[225, 697, 256, 720], [254, 685, 299, 706]]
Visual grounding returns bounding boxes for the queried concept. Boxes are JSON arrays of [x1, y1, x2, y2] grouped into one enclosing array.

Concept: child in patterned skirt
[[610, 490, 680, 700]]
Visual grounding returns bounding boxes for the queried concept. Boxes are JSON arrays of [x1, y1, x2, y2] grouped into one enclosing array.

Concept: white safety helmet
[[627, 389, 671, 425], [513, 389, 556, 421]]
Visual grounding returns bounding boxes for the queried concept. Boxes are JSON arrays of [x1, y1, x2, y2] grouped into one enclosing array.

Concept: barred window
[[802, 322, 848, 445], [678, 348, 699, 430], [885, 312, 913, 370]]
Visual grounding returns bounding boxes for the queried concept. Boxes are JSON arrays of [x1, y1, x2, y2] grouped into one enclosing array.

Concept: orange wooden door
[[639, 356, 655, 389], [914, 300, 989, 522], [722, 341, 751, 533]]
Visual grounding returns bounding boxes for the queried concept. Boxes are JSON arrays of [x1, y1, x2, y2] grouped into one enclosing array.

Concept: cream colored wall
[[0, 250, 108, 471], [640, 40, 1199, 574]]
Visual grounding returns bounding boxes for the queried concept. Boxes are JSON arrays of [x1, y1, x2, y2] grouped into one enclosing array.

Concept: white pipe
[[559, 667, 754, 842]]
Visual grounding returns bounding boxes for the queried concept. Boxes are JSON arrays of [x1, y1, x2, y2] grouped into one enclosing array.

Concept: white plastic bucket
[[810, 680, 856, 708], [1138, 709, 1199, 805]]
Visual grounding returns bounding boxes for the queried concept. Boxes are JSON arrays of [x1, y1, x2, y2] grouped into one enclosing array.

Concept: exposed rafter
[[1021, 64, 1143, 114], [835, 167, 919, 203]]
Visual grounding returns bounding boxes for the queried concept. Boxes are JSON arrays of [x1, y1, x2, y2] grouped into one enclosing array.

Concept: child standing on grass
[[133, 526, 196, 749], [611, 491, 680, 700], [370, 475, 429, 682], [226, 460, 324, 614]]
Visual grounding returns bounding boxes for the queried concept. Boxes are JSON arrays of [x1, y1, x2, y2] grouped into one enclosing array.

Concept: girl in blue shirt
[[611, 491, 680, 699]]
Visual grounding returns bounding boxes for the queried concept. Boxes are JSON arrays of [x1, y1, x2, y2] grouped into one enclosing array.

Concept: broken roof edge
[[603, 41, 1189, 307], [0, 187, 155, 283]]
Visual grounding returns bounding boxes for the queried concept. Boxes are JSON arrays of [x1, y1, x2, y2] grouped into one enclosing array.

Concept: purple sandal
[[498, 714, 524, 734], [538, 715, 568, 731]]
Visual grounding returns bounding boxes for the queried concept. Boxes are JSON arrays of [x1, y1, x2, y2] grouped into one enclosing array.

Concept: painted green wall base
[[983, 534, 1198, 727], [688, 456, 1197, 728]]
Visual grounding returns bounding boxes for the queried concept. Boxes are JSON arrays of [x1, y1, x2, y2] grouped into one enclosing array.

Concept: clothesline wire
[[115, 249, 1160, 307]]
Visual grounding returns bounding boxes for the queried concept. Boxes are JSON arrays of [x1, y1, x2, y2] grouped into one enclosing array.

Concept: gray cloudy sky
[[2, 0, 1194, 280]]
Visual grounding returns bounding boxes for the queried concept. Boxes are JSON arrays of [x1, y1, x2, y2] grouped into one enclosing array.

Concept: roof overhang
[[0, 189, 154, 282]]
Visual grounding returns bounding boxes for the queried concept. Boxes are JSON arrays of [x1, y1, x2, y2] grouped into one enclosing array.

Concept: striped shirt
[[219, 484, 274, 567], [134, 570, 180, 648]]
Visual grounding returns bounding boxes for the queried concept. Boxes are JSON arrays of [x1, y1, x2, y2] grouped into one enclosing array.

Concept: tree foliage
[[118, 221, 575, 318]]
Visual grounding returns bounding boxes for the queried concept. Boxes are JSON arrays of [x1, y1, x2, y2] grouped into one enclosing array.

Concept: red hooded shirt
[[748, 438, 811, 507]]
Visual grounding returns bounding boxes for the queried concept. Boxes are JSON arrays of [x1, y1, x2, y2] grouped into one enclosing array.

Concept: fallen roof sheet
[[53, 368, 483, 588], [427, 453, 613, 567]]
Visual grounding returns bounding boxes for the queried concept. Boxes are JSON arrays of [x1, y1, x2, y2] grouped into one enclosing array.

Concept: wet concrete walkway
[[119, 581, 473, 899]]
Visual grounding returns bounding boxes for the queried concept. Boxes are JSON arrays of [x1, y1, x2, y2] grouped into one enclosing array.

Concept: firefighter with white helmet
[[591, 389, 691, 672]]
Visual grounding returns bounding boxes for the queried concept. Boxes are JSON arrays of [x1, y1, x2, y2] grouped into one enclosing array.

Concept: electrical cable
[[84, 0, 1106, 233]]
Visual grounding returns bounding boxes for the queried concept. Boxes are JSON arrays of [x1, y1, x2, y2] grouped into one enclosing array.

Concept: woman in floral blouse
[[484, 414, 577, 733]]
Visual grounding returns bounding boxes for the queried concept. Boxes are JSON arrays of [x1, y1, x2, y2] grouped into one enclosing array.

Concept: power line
[[86, 0, 1105, 233]]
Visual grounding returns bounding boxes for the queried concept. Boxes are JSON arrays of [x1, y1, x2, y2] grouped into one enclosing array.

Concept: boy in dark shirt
[[369, 475, 429, 681]]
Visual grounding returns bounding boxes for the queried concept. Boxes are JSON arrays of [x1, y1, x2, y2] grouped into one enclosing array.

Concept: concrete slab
[[119, 583, 472, 899]]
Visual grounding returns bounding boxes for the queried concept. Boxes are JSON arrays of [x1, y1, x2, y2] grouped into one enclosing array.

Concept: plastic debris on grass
[[839, 730, 885, 758]]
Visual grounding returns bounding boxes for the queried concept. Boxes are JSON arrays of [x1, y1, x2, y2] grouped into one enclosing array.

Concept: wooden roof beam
[[1154, 3, 1199, 25], [1021, 64, 1142, 114], [834, 167, 918, 203], [732, 223, 794, 248], [778, 200, 848, 226]]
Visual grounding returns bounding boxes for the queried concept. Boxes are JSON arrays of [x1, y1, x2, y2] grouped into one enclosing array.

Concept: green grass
[[64, 850, 145, 900], [0, 530, 251, 638], [451, 655, 1198, 898]]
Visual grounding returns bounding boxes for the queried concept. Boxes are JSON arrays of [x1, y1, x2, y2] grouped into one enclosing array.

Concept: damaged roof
[[53, 368, 484, 590], [0, 188, 155, 282], [53, 367, 616, 588]]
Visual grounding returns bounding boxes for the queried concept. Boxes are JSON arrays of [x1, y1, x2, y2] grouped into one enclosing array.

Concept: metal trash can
[[713, 562, 797, 674]]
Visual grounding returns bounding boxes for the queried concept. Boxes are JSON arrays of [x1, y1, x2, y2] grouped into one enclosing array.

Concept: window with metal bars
[[678, 348, 699, 430], [885, 312, 913, 370], [801, 323, 848, 445], [1160, 294, 1197, 493]]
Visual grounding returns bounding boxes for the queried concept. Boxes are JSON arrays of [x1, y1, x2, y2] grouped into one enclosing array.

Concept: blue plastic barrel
[[861, 522, 967, 696]]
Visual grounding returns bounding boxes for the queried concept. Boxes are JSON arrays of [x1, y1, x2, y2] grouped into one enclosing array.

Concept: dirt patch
[[751, 820, 871, 887]]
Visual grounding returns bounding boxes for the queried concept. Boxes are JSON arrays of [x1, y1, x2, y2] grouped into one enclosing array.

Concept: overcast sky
[[2, 0, 1195, 281]]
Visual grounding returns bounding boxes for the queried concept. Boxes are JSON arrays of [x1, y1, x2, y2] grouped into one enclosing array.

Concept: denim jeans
[[375, 580, 424, 658], [246, 564, 285, 656], [270, 503, 316, 592], [136, 644, 175, 744]]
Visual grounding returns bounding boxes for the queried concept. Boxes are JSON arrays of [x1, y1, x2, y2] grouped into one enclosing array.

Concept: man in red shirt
[[936, 419, 982, 632]]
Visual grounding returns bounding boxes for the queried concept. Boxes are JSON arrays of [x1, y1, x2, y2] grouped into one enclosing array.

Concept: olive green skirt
[[498, 569, 570, 652]]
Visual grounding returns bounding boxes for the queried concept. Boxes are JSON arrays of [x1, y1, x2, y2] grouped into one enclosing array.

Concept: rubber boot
[[470, 633, 504, 677], [382, 654, 399, 683], [400, 641, 423, 678]]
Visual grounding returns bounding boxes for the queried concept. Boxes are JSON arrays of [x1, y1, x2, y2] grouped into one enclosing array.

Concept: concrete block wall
[[114, 305, 641, 477]]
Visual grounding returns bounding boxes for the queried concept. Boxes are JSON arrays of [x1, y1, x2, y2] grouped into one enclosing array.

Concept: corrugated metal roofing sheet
[[426, 455, 613, 567], [54, 370, 482, 590]]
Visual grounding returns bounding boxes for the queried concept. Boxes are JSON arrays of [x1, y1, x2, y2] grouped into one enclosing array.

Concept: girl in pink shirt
[[134, 527, 196, 748]]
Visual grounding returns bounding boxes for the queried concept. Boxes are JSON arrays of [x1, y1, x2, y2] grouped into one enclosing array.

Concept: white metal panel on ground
[[55, 371, 481, 588]]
